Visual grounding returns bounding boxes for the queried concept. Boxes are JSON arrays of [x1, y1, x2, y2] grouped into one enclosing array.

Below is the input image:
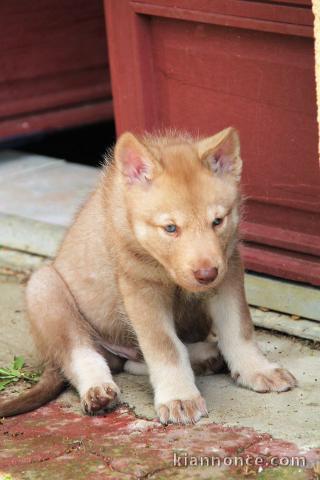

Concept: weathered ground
[[0, 273, 319, 479], [1, 402, 319, 480]]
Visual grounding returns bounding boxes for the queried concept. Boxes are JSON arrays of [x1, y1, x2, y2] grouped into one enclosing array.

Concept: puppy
[[0, 127, 296, 423]]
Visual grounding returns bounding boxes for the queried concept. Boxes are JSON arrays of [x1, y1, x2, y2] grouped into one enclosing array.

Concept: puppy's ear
[[197, 127, 242, 182], [115, 132, 160, 184]]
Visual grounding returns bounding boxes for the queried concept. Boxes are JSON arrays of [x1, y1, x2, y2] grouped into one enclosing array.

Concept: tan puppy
[[0, 127, 296, 423]]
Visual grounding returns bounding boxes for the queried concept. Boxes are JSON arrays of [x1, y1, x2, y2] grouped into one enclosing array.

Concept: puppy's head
[[114, 127, 242, 292]]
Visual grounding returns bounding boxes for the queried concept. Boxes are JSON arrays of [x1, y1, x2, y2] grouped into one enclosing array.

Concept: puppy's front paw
[[81, 382, 120, 414], [157, 395, 208, 425], [233, 367, 297, 393]]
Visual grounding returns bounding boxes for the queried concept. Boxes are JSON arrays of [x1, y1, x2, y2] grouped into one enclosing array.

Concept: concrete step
[[0, 150, 99, 226]]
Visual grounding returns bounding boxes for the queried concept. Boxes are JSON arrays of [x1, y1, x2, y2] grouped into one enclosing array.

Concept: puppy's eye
[[164, 224, 177, 234], [212, 218, 223, 227]]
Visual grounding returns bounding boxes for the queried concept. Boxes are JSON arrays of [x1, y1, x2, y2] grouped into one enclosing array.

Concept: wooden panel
[[241, 220, 320, 257], [267, 1, 311, 6], [131, 0, 314, 36], [105, 0, 319, 286], [0, 100, 113, 139], [0, 0, 112, 139], [241, 244, 320, 286], [105, 2, 158, 134]]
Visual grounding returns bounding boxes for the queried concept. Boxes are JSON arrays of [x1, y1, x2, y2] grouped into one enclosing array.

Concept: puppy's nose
[[193, 267, 218, 285]]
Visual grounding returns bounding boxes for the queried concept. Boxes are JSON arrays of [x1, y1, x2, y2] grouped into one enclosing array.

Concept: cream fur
[[21, 127, 296, 423]]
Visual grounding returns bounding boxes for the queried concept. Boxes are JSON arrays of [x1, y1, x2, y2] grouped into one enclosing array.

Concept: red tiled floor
[[0, 402, 319, 479]]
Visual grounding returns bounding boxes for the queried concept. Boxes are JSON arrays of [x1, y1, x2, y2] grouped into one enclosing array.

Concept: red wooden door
[[104, 0, 320, 286], [0, 0, 112, 140]]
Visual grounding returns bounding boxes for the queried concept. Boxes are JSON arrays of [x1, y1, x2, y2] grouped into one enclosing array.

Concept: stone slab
[[251, 308, 320, 342], [245, 274, 320, 323], [0, 213, 65, 258], [0, 151, 99, 226]]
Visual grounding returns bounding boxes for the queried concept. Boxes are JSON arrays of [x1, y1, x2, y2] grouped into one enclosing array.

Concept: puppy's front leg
[[120, 279, 207, 424], [207, 256, 297, 393]]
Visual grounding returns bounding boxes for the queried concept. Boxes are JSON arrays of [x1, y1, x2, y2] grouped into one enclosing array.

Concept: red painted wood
[[105, 2, 158, 134], [131, 0, 314, 37], [0, 100, 113, 140], [241, 243, 320, 286], [0, 0, 112, 140], [131, 0, 314, 26], [268, 1, 311, 5], [241, 221, 320, 257], [105, 0, 319, 285]]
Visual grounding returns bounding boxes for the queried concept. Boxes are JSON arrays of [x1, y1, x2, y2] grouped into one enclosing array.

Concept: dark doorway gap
[[0, 121, 116, 168]]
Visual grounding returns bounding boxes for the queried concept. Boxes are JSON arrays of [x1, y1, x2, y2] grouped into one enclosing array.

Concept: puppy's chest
[[173, 288, 214, 343]]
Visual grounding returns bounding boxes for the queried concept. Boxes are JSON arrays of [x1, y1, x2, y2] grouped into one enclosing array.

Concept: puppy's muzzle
[[193, 267, 218, 285]]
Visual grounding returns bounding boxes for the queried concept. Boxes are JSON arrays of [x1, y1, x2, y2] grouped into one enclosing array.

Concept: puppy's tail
[[0, 365, 66, 418]]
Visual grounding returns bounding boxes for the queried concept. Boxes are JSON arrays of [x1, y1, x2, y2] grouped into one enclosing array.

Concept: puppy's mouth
[[168, 269, 225, 293], [184, 279, 221, 293]]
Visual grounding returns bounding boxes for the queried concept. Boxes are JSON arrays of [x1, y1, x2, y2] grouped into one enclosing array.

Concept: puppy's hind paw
[[81, 382, 120, 415]]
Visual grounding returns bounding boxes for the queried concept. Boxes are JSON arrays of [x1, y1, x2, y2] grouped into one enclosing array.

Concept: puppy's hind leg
[[124, 360, 149, 375], [27, 265, 120, 414], [124, 335, 225, 377], [186, 335, 226, 376], [67, 346, 120, 414]]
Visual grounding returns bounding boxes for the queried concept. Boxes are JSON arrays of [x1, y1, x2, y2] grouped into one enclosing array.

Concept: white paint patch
[[128, 419, 161, 432]]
